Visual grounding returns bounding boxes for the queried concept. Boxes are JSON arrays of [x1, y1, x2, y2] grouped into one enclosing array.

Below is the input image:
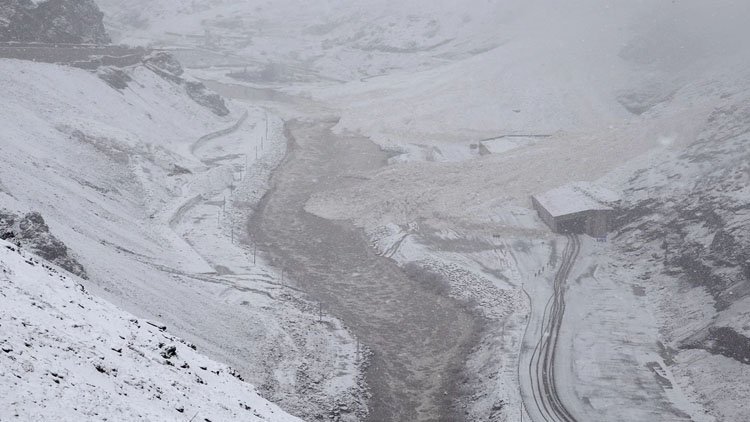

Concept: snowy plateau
[[2, 0, 750, 421]]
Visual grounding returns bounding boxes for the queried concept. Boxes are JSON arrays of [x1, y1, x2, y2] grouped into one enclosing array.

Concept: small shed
[[531, 182, 620, 238]]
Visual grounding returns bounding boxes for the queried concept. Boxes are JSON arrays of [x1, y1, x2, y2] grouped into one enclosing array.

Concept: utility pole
[[318, 303, 323, 323], [253, 244, 256, 265]]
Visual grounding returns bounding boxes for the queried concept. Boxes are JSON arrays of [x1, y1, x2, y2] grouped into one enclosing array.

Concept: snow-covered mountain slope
[[318, 0, 750, 150], [0, 57, 366, 420], [43, 1, 750, 420], [0, 239, 301, 422], [97, 0, 514, 79], [0, 57, 235, 281], [300, 47, 750, 421], [609, 88, 750, 422], [98, 0, 750, 149]]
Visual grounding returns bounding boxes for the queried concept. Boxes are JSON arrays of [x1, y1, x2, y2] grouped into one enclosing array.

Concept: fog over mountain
[[1, 1, 749, 421]]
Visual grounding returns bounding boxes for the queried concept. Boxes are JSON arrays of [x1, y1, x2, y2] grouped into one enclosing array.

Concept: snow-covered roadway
[[525, 234, 581, 422]]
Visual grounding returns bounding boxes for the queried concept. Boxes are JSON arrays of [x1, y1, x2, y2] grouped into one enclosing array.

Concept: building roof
[[532, 182, 620, 217], [480, 137, 537, 155]]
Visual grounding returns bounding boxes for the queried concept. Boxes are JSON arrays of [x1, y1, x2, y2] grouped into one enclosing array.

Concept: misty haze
[[1, 1, 749, 421]]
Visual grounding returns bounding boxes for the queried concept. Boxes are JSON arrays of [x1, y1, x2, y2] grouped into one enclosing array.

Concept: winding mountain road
[[526, 234, 581, 422]]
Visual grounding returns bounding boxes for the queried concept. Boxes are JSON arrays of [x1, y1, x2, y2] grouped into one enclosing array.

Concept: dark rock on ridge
[[0, 0, 110, 44]]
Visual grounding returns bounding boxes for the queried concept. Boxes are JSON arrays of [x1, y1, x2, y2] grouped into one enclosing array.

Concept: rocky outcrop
[[0, 210, 87, 279], [97, 67, 132, 90], [143, 52, 184, 82], [185, 81, 230, 117], [685, 327, 750, 364], [144, 52, 230, 116], [614, 96, 750, 363], [0, 0, 110, 44], [616, 101, 750, 309]]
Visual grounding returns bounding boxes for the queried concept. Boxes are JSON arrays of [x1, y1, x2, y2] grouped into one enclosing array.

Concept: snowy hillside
[[98, 0, 750, 148], [97, 0, 513, 79], [5, 0, 750, 421], [318, 0, 750, 151], [0, 57, 366, 420], [0, 239, 301, 422], [610, 89, 750, 422]]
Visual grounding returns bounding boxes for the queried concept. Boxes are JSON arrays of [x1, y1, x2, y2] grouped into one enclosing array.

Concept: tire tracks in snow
[[190, 110, 249, 158], [524, 234, 580, 422], [165, 110, 251, 260]]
